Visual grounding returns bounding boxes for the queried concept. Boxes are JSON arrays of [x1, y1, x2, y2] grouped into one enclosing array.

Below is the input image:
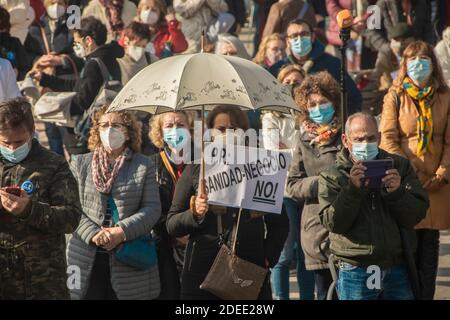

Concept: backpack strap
[[92, 57, 112, 83]]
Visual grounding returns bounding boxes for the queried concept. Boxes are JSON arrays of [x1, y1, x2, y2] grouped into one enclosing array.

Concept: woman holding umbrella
[[166, 105, 289, 300]]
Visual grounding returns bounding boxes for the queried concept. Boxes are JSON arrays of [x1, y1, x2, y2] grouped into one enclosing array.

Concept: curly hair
[[88, 106, 142, 152], [253, 33, 285, 66], [293, 71, 340, 123], [149, 111, 193, 149]]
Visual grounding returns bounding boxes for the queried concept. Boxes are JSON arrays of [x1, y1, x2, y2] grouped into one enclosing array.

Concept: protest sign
[[204, 143, 291, 214]]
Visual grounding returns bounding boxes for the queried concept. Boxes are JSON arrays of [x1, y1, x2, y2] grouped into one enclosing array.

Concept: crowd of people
[[0, 0, 449, 301]]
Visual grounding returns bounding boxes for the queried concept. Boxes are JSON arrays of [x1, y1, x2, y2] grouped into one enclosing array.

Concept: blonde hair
[[44, 0, 68, 8], [88, 106, 142, 153], [253, 33, 285, 65], [149, 111, 193, 149], [277, 64, 306, 83], [137, 0, 167, 25]]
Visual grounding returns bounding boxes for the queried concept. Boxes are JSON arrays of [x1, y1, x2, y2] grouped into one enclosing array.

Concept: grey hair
[[344, 112, 378, 136]]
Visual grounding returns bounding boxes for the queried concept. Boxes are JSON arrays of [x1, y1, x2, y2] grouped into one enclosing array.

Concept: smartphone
[[2, 186, 22, 196], [362, 159, 394, 189]]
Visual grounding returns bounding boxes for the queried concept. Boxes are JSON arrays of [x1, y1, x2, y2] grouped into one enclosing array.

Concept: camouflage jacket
[[0, 139, 82, 299]]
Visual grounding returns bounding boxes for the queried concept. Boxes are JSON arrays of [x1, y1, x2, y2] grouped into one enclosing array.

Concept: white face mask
[[140, 9, 159, 25], [127, 46, 145, 62], [47, 4, 65, 20], [100, 127, 126, 151], [73, 42, 86, 58]]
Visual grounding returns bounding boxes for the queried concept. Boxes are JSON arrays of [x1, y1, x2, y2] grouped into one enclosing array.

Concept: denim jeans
[[337, 262, 414, 300], [44, 122, 65, 156], [271, 198, 315, 300]]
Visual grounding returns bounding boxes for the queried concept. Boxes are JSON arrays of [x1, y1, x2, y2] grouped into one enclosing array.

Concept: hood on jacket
[[88, 41, 125, 60]]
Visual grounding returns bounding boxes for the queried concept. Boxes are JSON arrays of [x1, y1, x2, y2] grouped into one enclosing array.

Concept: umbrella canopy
[[107, 53, 298, 114]]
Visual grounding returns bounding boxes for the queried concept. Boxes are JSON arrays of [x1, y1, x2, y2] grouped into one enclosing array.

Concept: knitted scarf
[[403, 77, 435, 157], [92, 146, 129, 194], [302, 117, 340, 146]]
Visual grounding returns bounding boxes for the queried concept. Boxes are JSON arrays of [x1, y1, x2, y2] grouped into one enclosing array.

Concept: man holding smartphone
[[318, 113, 429, 300], [0, 98, 82, 299]]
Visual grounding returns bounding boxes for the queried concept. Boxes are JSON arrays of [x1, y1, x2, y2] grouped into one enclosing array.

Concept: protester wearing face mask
[[0, 98, 82, 299], [271, 19, 361, 115], [30, 17, 124, 155], [118, 21, 157, 85], [149, 111, 193, 300], [254, 33, 286, 71], [284, 72, 341, 300], [135, 0, 187, 58], [371, 23, 415, 92], [25, 0, 84, 156], [167, 105, 289, 300], [0, 0, 35, 44], [380, 41, 450, 300], [66, 106, 161, 300], [318, 112, 428, 300]]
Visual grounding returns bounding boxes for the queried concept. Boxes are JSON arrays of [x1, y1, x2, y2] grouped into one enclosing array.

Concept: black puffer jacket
[[166, 164, 289, 300]]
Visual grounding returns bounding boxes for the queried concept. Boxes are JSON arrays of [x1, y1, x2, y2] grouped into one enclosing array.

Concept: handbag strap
[[40, 26, 51, 54], [60, 54, 80, 80], [231, 208, 243, 255], [108, 195, 120, 225]]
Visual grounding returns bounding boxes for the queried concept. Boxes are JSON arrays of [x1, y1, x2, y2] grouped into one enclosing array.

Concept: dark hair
[[123, 21, 152, 42], [206, 105, 249, 131], [0, 6, 11, 33], [0, 98, 35, 133], [74, 17, 107, 46], [287, 19, 314, 34]]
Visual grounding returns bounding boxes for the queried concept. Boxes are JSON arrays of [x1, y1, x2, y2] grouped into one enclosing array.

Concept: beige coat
[[82, 0, 137, 43], [379, 86, 450, 230]]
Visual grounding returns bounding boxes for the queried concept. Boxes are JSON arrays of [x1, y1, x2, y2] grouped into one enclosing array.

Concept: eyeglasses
[[98, 122, 126, 130], [287, 32, 311, 40]]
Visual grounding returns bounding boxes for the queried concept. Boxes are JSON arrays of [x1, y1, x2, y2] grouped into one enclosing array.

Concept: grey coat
[[66, 151, 161, 300], [286, 131, 342, 270]]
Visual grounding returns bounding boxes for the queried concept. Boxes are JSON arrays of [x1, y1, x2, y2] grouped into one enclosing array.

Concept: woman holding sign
[[286, 71, 343, 300], [166, 105, 289, 300]]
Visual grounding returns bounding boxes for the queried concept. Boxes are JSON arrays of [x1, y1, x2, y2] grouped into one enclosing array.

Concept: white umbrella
[[107, 53, 298, 114], [107, 52, 299, 195]]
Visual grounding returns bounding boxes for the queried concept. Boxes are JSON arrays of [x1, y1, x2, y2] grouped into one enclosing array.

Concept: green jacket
[[0, 139, 82, 299], [318, 148, 429, 268]]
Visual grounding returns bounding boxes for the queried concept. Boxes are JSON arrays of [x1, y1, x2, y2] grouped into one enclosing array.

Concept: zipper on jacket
[[370, 192, 376, 210]]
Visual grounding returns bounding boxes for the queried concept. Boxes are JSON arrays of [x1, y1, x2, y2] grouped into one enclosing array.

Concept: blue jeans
[[271, 198, 315, 300], [337, 262, 414, 300], [44, 122, 65, 156]]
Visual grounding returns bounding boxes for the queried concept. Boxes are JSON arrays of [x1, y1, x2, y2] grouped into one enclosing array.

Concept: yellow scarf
[[403, 77, 435, 157]]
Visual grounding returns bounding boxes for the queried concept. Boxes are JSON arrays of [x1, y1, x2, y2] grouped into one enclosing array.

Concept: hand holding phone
[[361, 159, 394, 189]]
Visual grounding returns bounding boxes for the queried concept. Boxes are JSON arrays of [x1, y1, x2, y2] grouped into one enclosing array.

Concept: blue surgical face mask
[[290, 36, 312, 57], [163, 127, 190, 149], [0, 141, 31, 163], [351, 142, 379, 161], [407, 58, 432, 84], [309, 102, 335, 124]]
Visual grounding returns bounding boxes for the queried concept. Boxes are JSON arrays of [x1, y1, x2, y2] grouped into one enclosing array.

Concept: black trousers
[[157, 241, 181, 300], [416, 229, 440, 300], [84, 252, 117, 300]]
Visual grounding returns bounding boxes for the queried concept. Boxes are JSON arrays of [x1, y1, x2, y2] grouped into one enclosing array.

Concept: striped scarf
[[403, 77, 435, 157], [302, 117, 340, 146], [92, 147, 129, 194]]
